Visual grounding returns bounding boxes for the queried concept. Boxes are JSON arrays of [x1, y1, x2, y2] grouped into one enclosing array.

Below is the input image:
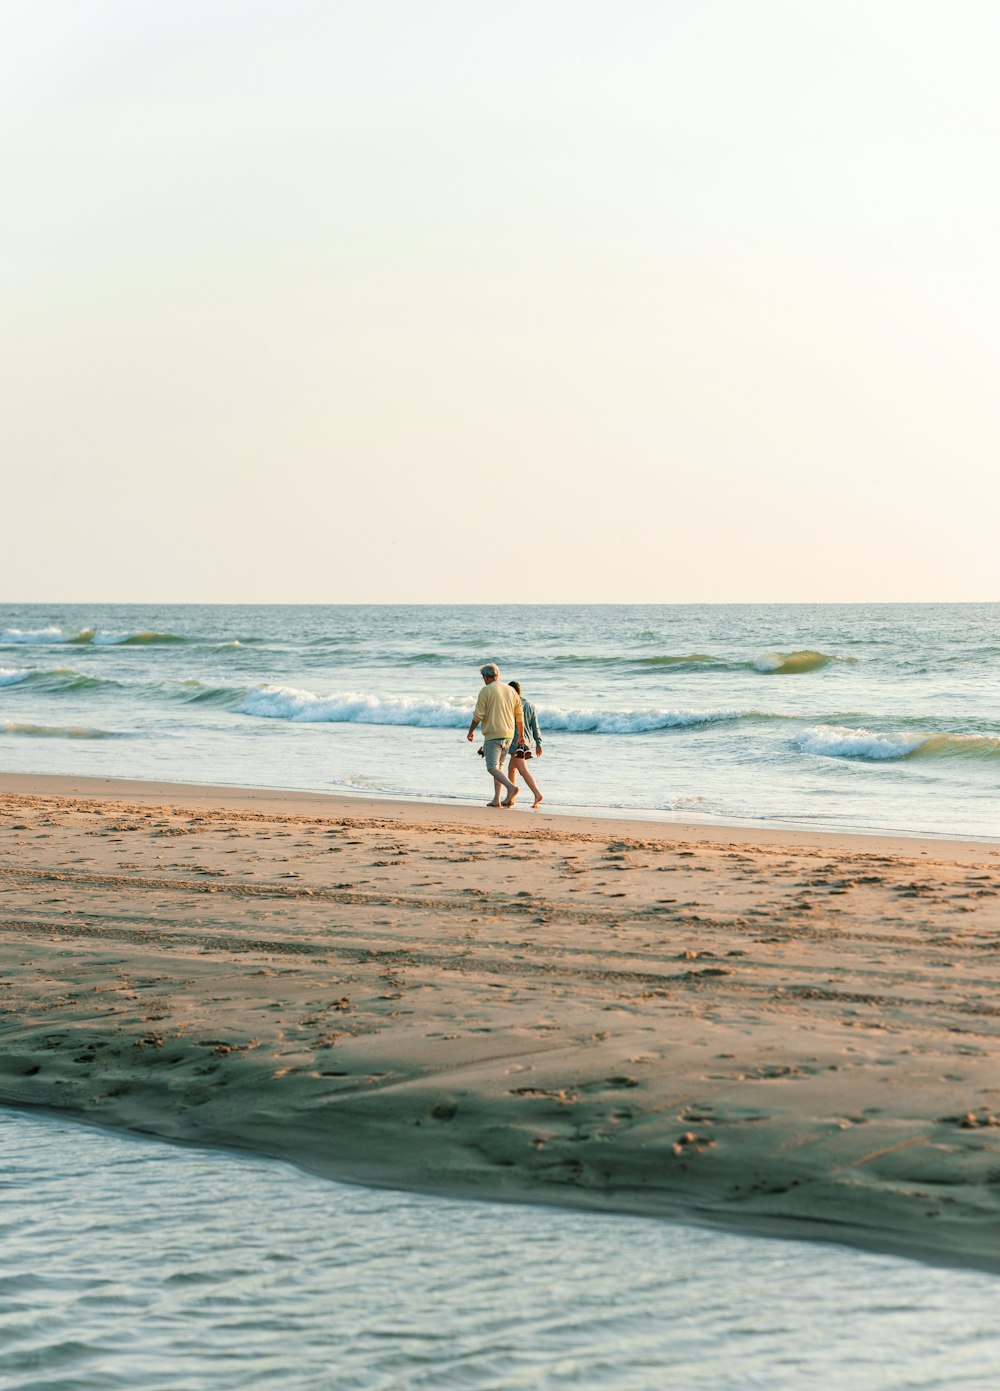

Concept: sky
[[3, 1, 999, 603]]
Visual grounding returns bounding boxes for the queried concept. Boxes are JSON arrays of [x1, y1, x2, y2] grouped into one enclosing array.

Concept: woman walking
[[505, 681, 543, 808]]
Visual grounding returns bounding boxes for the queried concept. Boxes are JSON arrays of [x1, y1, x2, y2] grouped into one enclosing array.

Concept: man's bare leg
[[500, 760, 520, 807], [497, 769, 518, 799], [490, 769, 518, 807], [485, 741, 519, 806], [495, 765, 519, 806]]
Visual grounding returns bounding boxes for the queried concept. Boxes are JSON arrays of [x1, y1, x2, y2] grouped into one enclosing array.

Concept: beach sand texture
[[1, 773, 999, 1270]]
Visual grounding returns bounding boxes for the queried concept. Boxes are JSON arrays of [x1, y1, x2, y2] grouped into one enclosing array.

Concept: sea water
[[2, 1109, 999, 1391], [0, 602, 997, 839]]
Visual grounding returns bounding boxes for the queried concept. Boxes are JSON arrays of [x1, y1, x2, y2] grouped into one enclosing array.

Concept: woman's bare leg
[[504, 751, 542, 807], [518, 764, 543, 807], [502, 756, 524, 807]]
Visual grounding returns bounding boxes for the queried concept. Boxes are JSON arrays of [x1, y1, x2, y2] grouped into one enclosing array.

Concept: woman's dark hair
[[508, 680, 521, 694]]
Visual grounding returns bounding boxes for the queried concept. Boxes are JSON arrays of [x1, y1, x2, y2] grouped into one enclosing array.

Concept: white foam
[[538, 705, 748, 734], [89, 629, 181, 645], [0, 627, 181, 646], [235, 686, 473, 728], [0, 627, 68, 644], [794, 725, 924, 761], [0, 668, 30, 686], [234, 686, 753, 735]]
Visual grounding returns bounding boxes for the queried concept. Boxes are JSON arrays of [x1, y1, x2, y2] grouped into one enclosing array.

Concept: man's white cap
[[480, 662, 499, 677]]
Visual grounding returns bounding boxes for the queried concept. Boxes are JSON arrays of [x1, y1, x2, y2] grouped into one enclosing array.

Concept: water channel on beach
[[2, 1109, 998, 1389]]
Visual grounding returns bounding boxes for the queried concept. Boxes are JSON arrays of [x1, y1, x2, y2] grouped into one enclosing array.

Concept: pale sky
[[3, 1, 998, 603]]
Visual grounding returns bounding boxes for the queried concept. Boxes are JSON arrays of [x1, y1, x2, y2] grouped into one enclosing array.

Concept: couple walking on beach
[[467, 663, 543, 809]]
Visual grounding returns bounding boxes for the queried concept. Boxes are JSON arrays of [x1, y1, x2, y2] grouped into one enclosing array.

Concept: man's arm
[[468, 688, 486, 741]]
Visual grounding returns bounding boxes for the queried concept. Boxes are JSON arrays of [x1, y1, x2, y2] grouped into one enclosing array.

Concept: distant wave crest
[[0, 627, 185, 646], [554, 652, 722, 671], [0, 667, 248, 703], [753, 650, 853, 675], [0, 627, 67, 645], [552, 648, 853, 675], [631, 653, 718, 668], [1, 721, 123, 740], [0, 666, 121, 694]]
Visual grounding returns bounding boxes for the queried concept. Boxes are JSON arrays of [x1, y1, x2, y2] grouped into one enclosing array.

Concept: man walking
[[467, 663, 525, 808]]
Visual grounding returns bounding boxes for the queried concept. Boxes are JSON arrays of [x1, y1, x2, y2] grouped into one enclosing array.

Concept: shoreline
[[1, 772, 999, 1271], [1, 769, 995, 855]]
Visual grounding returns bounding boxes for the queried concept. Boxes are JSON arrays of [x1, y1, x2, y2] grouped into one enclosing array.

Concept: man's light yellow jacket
[[474, 683, 523, 740]]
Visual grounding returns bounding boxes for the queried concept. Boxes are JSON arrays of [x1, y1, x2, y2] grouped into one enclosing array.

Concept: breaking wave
[[914, 733, 1000, 761], [631, 653, 718, 668], [181, 682, 252, 706], [0, 627, 185, 646], [0, 666, 122, 694], [0, 667, 250, 703], [93, 630, 185, 646], [554, 652, 721, 669], [534, 706, 754, 734], [234, 685, 765, 735], [552, 649, 854, 675], [236, 688, 471, 728], [795, 726, 1000, 763], [753, 650, 853, 675], [0, 628, 67, 645]]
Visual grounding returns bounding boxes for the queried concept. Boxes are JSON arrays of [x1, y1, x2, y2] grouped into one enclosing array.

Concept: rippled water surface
[[2, 1111, 999, 1390]]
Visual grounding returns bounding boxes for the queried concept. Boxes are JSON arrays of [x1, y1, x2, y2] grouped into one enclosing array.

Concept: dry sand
[[1, 772, 999, 1270]]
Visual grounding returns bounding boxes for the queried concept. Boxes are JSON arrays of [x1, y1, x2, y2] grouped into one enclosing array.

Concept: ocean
[[1, 601, 997, 839]]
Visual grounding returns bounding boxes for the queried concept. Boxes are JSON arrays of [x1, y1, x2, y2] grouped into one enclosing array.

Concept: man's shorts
[[483, 738, 510, 774]]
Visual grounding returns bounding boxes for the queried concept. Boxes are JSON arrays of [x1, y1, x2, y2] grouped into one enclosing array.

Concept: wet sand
[[1, 772, 998, 1270]]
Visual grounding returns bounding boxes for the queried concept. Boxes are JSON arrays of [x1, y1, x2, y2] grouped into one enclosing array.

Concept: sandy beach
[[1, 772, 998, 1271]]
